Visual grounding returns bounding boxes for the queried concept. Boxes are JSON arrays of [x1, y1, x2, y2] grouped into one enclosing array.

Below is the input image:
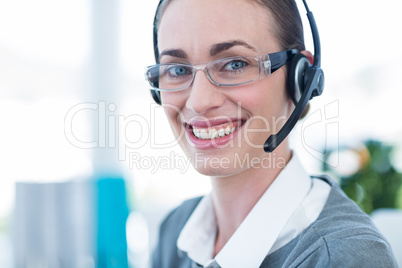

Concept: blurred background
[[0, 0, 401, 267]]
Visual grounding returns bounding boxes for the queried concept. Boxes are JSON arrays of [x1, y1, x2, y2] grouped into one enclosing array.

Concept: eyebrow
[[160, 49, 188, 59], [210, 40, 257, 56], [159, 40, 257, 60]]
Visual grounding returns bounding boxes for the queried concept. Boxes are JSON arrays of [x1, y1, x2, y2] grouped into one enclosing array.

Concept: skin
[[157, 0, 313, 255]]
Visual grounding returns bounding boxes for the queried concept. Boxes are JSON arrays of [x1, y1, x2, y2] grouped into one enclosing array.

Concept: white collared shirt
[[177, 154, 331, 268]]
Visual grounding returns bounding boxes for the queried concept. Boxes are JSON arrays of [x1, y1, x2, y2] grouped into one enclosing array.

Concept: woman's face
[[158, 0, 292, 177]]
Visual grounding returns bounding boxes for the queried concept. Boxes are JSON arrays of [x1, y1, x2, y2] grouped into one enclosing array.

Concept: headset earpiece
[[151, 89, 162, 105], [287, 53, 310, 104]]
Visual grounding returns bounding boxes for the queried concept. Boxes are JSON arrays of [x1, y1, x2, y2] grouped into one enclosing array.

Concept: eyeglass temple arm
[[269, 49, 298, 73]]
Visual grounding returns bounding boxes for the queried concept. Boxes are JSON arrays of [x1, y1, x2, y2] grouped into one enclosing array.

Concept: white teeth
[[192, 125, 239, 140], [210, 129, 218, 139], [194, 130, 201, 139], [225, 126, 231, 135], [200, 129, 208, 139], [218, 128, 225, 137]]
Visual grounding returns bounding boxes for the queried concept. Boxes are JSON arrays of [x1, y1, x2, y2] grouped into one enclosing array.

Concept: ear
[[300, 50, 314, 65]]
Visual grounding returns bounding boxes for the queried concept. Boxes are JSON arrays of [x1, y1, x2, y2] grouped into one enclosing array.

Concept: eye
[[166, 65, 191, 77], [224, 60, 248, 71]]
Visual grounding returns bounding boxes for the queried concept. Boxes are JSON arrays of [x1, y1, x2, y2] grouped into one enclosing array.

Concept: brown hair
[[154, 0, 305, 53], [251, 0, 305, 51]]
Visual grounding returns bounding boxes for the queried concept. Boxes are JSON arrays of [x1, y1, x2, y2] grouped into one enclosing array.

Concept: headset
[[150, 0, 324, 153]]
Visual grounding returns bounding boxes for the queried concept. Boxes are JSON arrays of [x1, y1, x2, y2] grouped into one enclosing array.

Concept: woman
[[145, 0, 397, 267]]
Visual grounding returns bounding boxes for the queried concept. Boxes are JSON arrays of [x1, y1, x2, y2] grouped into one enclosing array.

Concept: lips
[[184, 118, 245, 148], [193, 124, 239, 139]]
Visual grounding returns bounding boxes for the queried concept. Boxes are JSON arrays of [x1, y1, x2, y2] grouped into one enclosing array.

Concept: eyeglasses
[[145, 49, 297, 92]]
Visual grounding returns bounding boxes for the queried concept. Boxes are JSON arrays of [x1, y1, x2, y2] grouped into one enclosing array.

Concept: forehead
[[157, 0, 279, 58]]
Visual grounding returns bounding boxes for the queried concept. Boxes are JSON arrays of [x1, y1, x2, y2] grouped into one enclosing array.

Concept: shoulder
[[159, 196, 203, 233], [264, 175, 397, 267], [290, 220, 398, 267], [152, 196, 202, 268], [287, 175, 397, 267]]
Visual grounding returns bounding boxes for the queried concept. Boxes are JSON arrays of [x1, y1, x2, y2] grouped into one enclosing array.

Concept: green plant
[[323, 140, 402, 214]]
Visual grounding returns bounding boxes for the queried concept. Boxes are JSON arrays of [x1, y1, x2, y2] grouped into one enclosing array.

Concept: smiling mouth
[[186, 120, 245, 140]]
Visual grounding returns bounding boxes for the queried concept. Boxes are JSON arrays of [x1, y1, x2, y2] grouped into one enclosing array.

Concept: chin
[[185, 149, 255, 178], [192, 164, 240, 178]]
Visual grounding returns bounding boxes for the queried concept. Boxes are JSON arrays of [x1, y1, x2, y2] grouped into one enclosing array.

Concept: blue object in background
[[13, 178, 130, 268], [96, 178, 129, 268], [13, 181, 96, 268]]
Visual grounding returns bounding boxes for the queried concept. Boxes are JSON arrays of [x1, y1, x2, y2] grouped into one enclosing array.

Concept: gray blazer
[[152, 176, 398, 268]]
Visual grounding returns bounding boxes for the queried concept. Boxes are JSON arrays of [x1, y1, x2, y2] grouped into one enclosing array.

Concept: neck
[[210, 148, 292, 256]]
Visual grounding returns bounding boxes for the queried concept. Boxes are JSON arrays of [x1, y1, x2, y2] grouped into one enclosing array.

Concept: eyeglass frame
[[145, 49, 298, 92]]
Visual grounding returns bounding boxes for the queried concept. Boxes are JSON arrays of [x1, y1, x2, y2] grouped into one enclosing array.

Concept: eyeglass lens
[[148, 56, 261, 91]]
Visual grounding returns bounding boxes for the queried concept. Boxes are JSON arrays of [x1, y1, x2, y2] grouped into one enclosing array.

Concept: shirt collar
[[177, 153, 312, 268]]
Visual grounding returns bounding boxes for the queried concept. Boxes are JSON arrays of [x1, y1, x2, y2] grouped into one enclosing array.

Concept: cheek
[[161, 91, 185, 119], [161, 91, 187, 107], [232, 74, 289, 117], [233, 73, 290, 139], [161, 91, 189, 135]]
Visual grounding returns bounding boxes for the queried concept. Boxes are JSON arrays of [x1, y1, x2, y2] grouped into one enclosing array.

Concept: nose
[[185, 69, 225, 114]]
